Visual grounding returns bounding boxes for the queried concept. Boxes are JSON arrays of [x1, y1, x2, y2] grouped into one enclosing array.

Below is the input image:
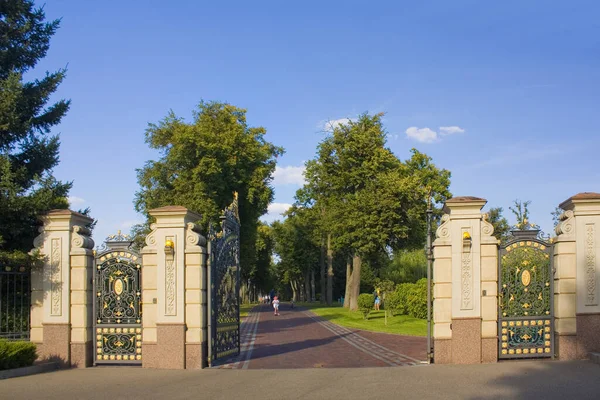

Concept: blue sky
[[34, 0, 600, 245]]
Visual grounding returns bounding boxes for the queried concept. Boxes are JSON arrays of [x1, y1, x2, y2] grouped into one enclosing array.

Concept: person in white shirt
[[272, 296, 280, 316]]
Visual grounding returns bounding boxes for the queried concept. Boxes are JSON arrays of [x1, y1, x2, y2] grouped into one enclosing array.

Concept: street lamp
[[426, 190, 433, 364]]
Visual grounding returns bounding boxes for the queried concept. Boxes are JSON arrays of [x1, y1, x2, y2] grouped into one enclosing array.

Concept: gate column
[[432, 196, 498, 364], [141, 206, 205, 369], [32, 209, 95, 368], [556, 193, 600, 359]]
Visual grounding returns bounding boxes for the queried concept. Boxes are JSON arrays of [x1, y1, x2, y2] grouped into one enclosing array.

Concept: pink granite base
[[451, 318, 482, 364], [577, 313, 600, 359], [39, 323, 71, 368], [143, 324, 186, 369]]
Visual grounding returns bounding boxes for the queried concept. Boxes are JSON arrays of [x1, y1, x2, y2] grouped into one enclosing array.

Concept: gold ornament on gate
[[521, 270, 531, 287]]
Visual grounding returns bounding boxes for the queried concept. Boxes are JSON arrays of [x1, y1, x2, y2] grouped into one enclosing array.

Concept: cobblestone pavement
[[217, 304, 426, 369]]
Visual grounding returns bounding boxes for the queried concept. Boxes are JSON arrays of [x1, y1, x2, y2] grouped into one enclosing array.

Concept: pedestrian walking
[[272, 296, 280, 316]]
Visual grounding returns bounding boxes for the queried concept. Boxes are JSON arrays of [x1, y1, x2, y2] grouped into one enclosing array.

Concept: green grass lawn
[[298, 302, 427, 336]]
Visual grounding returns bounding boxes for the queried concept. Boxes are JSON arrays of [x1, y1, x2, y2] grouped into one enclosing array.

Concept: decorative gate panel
[[498, 231, 554, 359], [94, 232, 142, 365], [208, 194, 241, 366]]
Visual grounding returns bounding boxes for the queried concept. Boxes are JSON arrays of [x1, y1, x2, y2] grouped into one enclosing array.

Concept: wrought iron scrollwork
[[498, 230, 553, 359], [209, 193, 241, 365], [94, 232, 142, 364]]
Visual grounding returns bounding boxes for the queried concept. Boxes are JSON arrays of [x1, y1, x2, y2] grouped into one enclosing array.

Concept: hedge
[[383, 278, 428, 319], [0, 340, 38, 370], [357, 293, 375, 320]]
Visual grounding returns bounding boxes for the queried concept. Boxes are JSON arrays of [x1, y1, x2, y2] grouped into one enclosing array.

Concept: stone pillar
[[557, 193, 600, 359], [432, 196, 498, 364], [31, 210, 94, 368], [553, 206, 577, 360], [141, 206, 205, 369], [184, 223, 208, 369]]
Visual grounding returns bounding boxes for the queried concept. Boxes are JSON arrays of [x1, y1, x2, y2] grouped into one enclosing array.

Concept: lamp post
[[426, 191, 433, 364]]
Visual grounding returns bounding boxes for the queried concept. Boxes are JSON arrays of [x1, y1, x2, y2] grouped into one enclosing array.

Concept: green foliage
[[388, 279, 428, 318], [405, 278, 428, 319], [357, 293, 374, 319], [271, 206, 320, 297], [134, 101, 283, 281], [551, 206, 563, 228], [486, 207, 511, 243], [0, 1, 71, 257], [393, 282, 413, 315], [383, 291, 400, 316], [380, 249, 426, 284], [0, 340, 37, 370], [510, 199, 538, 230]]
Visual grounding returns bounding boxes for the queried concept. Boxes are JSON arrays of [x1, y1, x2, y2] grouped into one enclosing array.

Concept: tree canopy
[[134, 100, 283, 283], [0, 0, 71, 259], [294, 113, 451, 310]]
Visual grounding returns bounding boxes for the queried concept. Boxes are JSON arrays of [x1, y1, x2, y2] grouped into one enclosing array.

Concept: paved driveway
[[219, 304, 426, 369]]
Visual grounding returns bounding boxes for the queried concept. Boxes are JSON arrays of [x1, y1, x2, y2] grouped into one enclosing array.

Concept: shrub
[[394, 283, 414, 315], [357, 293, 375, 320], [406, 278, 428, 319], [383, 291, 400, 316], [0, 340, 37, 370]]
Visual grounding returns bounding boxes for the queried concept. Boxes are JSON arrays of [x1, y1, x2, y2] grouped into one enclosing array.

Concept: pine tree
[[0, 1, 71, 261]]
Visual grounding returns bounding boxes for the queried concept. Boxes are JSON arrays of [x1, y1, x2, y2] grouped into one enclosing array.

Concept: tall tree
[[303, 113, 451, 310], [0, 1, 71, 260], [134, 101, 283, 284]]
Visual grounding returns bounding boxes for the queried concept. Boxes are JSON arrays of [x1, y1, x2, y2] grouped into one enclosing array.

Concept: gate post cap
[[559, 192, 600, 210], [443, 196, 487, 215]]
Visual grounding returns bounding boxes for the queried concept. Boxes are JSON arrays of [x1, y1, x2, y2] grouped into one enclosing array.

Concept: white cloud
[[405, 127, 438, 143], [68, 196, 85, 206], [319, 117, 356, 132], [273, 165, 305, 186], [268, 203, 292, 215], [261, 202, 292, 223], [439, 126, 465, 135]]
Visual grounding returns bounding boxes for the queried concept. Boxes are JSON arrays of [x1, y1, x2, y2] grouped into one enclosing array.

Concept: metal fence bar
[[0, 269, 31, 340]]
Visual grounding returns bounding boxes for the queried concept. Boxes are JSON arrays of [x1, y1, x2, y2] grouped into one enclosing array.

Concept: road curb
[[0, 362, 60, 380]]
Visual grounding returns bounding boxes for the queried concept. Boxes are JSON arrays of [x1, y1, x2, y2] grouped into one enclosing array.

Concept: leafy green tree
[[134, 101, 283, 284], [486, 207, 511, 243], [0, 1, 72, 260], [271, 206, 320, 301], [380, 249, 427, 284], [253, 222, 274, 294], [303, 113, 450, 310]]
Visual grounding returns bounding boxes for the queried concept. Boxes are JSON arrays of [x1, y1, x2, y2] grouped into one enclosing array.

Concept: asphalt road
[[2, 360, 599, 400]]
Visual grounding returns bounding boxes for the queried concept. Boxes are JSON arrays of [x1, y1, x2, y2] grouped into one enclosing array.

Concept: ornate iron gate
[[94, 232, 142, 364], [208, 194, 241, 366], [498, 230, 554, 359]]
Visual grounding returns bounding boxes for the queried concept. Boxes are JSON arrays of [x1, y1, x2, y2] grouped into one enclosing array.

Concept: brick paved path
[[218, 304, 426, 369]]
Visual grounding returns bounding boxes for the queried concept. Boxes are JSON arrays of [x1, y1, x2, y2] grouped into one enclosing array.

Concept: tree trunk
[[291, 280, 298, 302], [320, 235, 326, 303], [311, 269, 316, 302], [349, 254, 361, 311], [327, 234, 333, 306], [343, 257, 352, 308], [304, 271, 311, 303]]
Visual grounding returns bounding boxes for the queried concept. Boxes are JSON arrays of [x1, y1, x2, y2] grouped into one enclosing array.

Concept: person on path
[[272, 296, 280, 316]]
